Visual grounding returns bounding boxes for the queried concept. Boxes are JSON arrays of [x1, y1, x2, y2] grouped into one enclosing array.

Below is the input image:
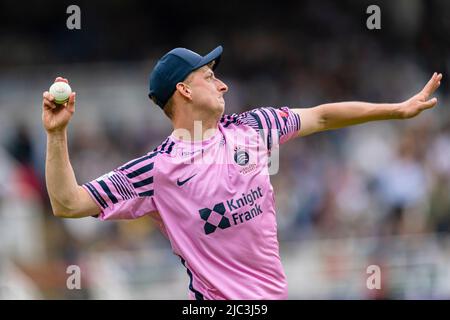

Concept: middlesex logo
[[198, 187, 264, 235], [234, 145, 258, 175], [233, 147, 249, 166]]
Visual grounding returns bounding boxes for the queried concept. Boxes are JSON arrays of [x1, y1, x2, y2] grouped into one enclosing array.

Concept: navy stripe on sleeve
[[294, 112, 300, 131], [109, 174, 131, 200], [268, 108, 282, 131], [85, 182, 107, 209], [98, 180, 118, 204], [259, 109, 273, 150], [115, 173, 137, 198]]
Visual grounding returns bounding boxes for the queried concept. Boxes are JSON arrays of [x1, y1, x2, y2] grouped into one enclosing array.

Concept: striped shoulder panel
[[113, 136, 175, 200], [152, 137, 176, 155], [113, 150, 160, 198], [236, 109, 262, 130], [235, 107, 297, 150], [84, 139, 179, 210], [238, 107, 296, 132]]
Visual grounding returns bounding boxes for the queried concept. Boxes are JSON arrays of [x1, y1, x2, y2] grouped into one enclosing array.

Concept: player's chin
[[217, 104, 225, 116], [213, 101, 225, 114]]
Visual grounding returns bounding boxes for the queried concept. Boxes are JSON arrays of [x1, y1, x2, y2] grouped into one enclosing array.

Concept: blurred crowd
[[0, 0, 449, 299]]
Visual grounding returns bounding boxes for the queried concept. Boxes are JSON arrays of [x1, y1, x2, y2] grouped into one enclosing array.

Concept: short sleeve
[[237, 107, 301, 150], [82, 151, 159, 221]]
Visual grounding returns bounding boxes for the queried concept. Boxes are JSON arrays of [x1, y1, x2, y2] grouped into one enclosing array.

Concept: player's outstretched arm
[[42, 77, 100, 218], [293, 72, 443, 137]]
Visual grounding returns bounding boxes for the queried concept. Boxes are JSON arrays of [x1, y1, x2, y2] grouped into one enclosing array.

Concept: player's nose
[[217, 78, 228, 93]]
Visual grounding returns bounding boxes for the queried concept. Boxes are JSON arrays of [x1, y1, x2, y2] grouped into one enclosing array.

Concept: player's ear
[[176, 82, 192, 99]]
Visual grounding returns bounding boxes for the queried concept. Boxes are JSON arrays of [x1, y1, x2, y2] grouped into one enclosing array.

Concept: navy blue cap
[[148, 46, 223, 109]]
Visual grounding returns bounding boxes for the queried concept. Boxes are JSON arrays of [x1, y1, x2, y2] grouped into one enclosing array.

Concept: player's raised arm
[[42, 77, 100, 218], [293, 72, 443, 137]]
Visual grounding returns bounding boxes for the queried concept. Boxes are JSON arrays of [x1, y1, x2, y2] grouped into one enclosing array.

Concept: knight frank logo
[[199, 203, 231, 235], [198, 187, 264, 235]]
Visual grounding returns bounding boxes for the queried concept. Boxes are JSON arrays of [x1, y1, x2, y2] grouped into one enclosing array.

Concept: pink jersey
[[83, 107, 301, 300]]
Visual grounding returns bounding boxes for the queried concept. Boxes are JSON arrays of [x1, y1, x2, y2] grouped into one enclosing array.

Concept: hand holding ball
[[49, 81, 72, 104]]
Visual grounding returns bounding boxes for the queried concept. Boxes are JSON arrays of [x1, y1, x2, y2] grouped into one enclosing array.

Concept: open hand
[[399, 72, 443, 119]]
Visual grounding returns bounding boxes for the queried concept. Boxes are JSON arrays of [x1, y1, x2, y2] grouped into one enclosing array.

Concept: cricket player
[[42, 46, 442, 300]]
